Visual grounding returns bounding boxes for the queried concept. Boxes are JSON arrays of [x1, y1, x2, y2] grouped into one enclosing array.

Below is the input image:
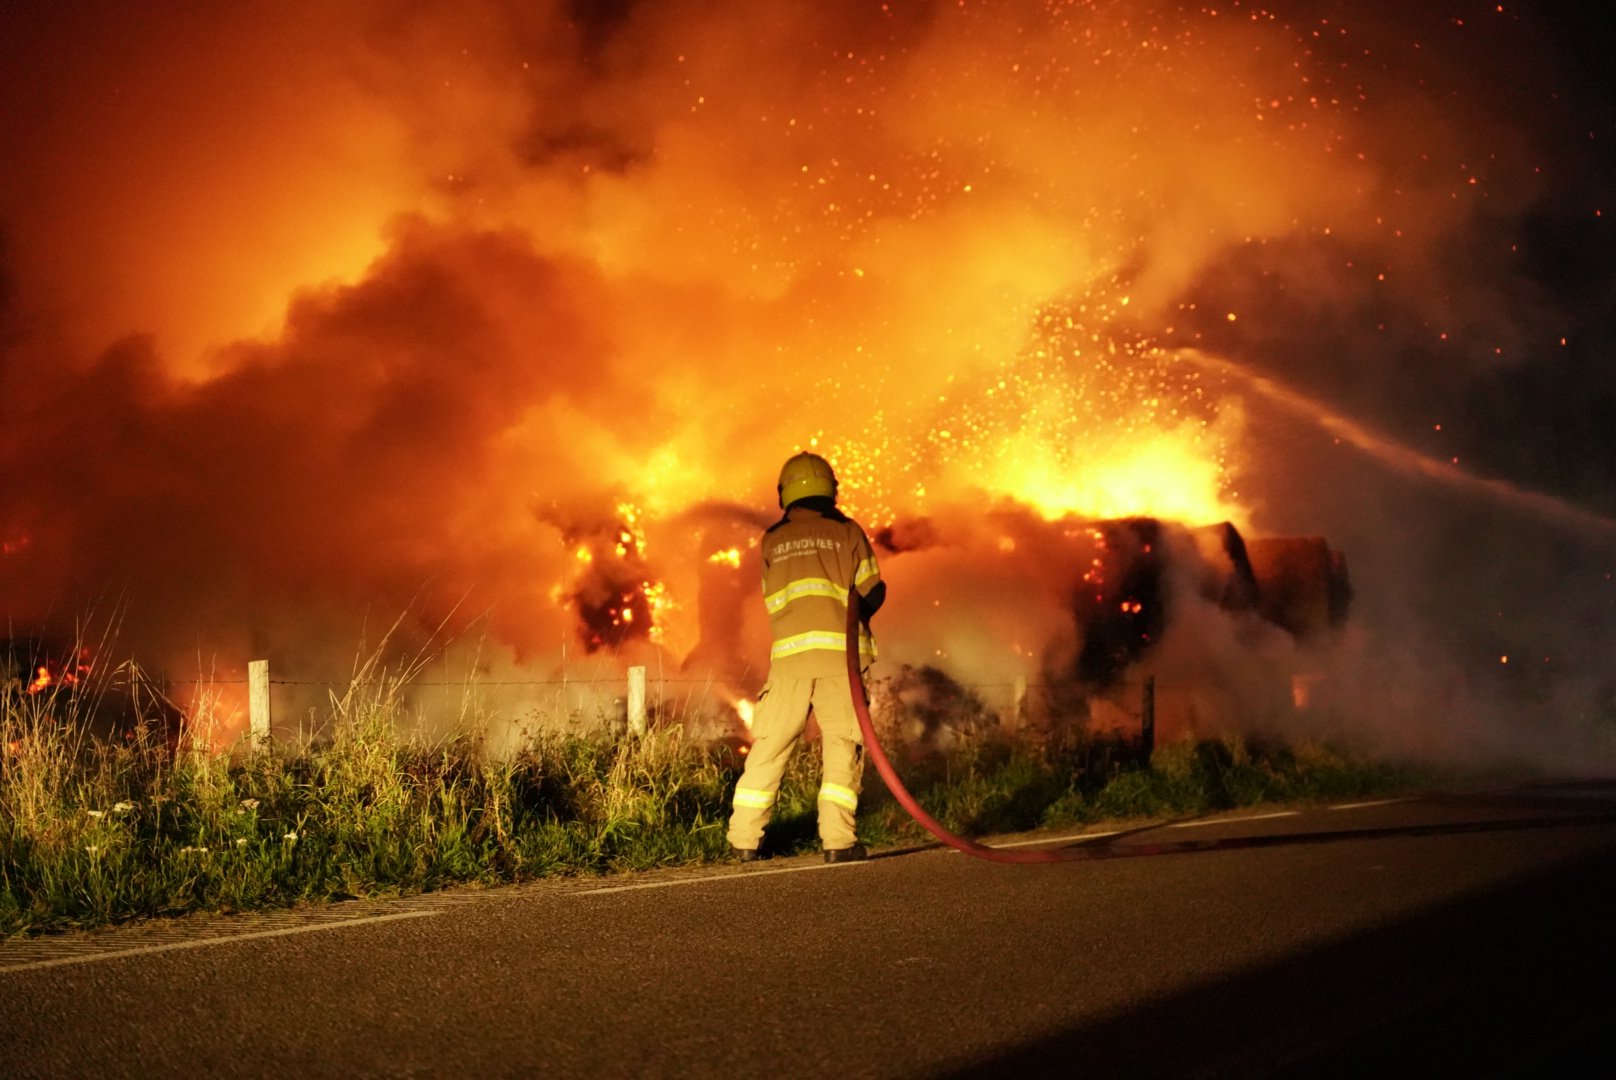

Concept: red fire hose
[[842, 589, 1616, 863], [844, 586, 1099, 864]]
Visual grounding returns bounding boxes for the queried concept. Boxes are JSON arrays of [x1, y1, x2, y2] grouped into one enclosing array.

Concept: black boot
[[823, 843, 868, 864]]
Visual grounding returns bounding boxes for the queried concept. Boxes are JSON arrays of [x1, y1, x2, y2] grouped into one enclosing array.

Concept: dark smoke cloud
[[2, 222, 623, 671]]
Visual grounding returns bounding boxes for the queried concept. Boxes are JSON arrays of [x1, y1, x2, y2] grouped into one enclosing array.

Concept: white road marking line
[[1168, 811, 1298, 829], [580, 859, 872, 895], [1531, 789, 1616, 801], [0, 910, 439, 975], [946, 830, 1122, 852], [584, 829, 1130, 888], [1328, 798, 1412, 811]]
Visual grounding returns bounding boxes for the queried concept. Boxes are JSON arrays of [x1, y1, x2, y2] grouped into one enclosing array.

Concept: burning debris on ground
[[1, 639, 89, 697], [1, 638, 188, 752]]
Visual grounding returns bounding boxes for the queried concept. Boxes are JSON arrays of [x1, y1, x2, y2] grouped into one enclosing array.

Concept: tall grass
[[1, 668, 1426, 937]]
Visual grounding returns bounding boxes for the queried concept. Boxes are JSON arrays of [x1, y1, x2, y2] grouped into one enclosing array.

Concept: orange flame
[[643, 581, 673, 634], [30, 664, 84, 694], [21, 648, 93, 696]]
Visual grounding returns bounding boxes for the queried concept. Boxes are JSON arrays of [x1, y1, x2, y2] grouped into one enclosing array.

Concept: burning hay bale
[[1064, 516, 1340, 692], [1073, 520, 1350, 743], [1041, 517, 1352, 744], [871, 511, 1352, 751], [1243, 537, 1353, 644]]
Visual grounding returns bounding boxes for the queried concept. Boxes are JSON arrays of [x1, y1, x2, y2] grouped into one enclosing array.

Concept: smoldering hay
[[1, 0, 1612, 763]]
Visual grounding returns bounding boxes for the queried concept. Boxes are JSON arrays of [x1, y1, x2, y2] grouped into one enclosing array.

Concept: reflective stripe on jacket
[[760, 505, 881, 677]]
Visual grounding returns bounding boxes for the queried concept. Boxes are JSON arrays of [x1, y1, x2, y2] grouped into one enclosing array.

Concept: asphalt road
[[3, 781, 1615, 1079]]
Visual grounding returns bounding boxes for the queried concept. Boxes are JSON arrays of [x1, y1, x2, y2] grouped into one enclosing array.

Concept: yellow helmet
[[777, 452, 838, 508]]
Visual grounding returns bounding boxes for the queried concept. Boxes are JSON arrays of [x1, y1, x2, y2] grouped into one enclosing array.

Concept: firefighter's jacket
[[760, 504, 882, 678]]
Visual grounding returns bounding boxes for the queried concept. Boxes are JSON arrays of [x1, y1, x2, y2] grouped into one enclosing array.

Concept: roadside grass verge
[[2, 680, 1429, 937], [851, 733, 1424, 849]]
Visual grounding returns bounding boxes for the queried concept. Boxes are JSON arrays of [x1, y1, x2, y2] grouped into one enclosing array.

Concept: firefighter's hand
[[858, 581, 887, 621]]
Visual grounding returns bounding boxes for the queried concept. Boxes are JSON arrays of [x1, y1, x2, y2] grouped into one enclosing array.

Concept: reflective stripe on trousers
[[731, 786, 776, 811], [725, 674, 865, 851], [818, 782, 858, 811]]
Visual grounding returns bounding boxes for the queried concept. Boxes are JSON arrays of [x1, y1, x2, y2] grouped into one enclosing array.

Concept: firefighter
[[728, 451, 885, 863]]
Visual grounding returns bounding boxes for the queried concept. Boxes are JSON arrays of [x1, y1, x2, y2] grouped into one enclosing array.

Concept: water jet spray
[[1172, 348, 1616, 540]]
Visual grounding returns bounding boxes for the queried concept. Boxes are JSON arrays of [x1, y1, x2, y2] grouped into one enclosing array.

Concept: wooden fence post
[[248, 659, 271, 752], [627, 665, 647, 737], [1140, 674, 1155, 760]]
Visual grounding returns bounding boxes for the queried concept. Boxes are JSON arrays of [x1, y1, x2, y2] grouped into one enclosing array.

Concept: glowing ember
[[23, 653, 88, 695], [707, 548, 742, 568], [642, 581, 674, 641]]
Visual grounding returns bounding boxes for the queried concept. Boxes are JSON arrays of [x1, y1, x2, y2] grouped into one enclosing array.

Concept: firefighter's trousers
[[726, 673, 865, 852]]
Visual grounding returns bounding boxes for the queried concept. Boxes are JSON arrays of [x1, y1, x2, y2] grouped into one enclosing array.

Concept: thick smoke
[[1, 1, 1612, 763]]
